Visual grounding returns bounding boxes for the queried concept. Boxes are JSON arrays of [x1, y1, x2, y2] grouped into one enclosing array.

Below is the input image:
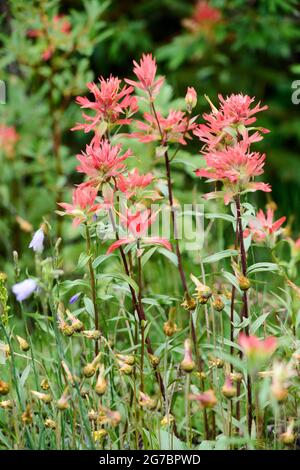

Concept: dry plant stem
[[235, 195, 253, 435], [85, 224, 100, 355], [108, 209, 165, 399]]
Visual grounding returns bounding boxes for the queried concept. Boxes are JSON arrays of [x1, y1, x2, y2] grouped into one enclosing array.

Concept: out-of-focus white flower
[[29, 228, 44, 253], [12, 279, 37, 302]]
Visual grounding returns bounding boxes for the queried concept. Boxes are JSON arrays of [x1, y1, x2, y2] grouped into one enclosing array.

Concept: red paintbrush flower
[[125, 53, 164, 97], [58, 185, 101, 226], [239, 333, 277, 360], [76, 138, 132, 185], [107, 209, 172, 253], [195, 142, 271, 204], [117, 169, 154, 199], [243, 208, 286, 242], [72, 76, 138, 137], [194, 94, 269, 151], [132, 110, 197, 145]]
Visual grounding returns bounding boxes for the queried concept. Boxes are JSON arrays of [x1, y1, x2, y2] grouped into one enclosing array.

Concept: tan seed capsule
[[83, 363, 96, 378], [119, 363, 132, 375], [95, 374, 107, 396], [0, 380, 9, 396]]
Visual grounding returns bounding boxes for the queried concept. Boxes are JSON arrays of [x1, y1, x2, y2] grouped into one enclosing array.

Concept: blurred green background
[[1, 0, 300, 272]]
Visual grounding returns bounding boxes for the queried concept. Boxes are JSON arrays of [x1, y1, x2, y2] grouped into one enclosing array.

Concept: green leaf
[[202, 249, 238, 264], [77, 253, 91, 270], [92, 253, 115, 269], [247, 262, 279, 275], [96, 273, 138, 292]]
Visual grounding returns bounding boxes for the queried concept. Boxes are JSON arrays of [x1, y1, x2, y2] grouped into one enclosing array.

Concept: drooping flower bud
[[83, 353, 101, 378], [31, 391, 52, 404], [82, 330, 101, 340], [16, 335, 30, 352], [115, 354, 135, 365], [280, 420, 296, 446], [180, 339, 195, 373], [270, 360, 295, 403], [98, 406, 121, 427], [163, 307, 178, 337], [189, 389, 217, 409], [95, 365, 107, 396], [57, 388, 70, 411], [138, 391, 156, 410], [222, 376, 237, 399]]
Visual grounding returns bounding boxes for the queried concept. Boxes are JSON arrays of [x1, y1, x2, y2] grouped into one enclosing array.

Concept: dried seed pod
[[45, 418, 56, 430], [212, 296, 225, 312], [82, 330, 101, 340], [22, 405, 33, 425], [181, 294, 197, 311]]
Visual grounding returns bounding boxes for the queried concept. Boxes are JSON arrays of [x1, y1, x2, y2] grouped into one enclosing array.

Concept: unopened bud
[[222, 377, 237, 398], [280, 420, 295, 446], [180, 339, 195, 373], [161, 414, 175, 427], [138, 391, 156, 410], [116, 354, 135, 365], [95, 366, 107, 396], [66, 311, 84, 332], [119, 363, 132, 375], [185, 87, 197, 112]]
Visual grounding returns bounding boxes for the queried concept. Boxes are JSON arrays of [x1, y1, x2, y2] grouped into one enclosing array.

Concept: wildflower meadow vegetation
[[1, 0, 300, 453]]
